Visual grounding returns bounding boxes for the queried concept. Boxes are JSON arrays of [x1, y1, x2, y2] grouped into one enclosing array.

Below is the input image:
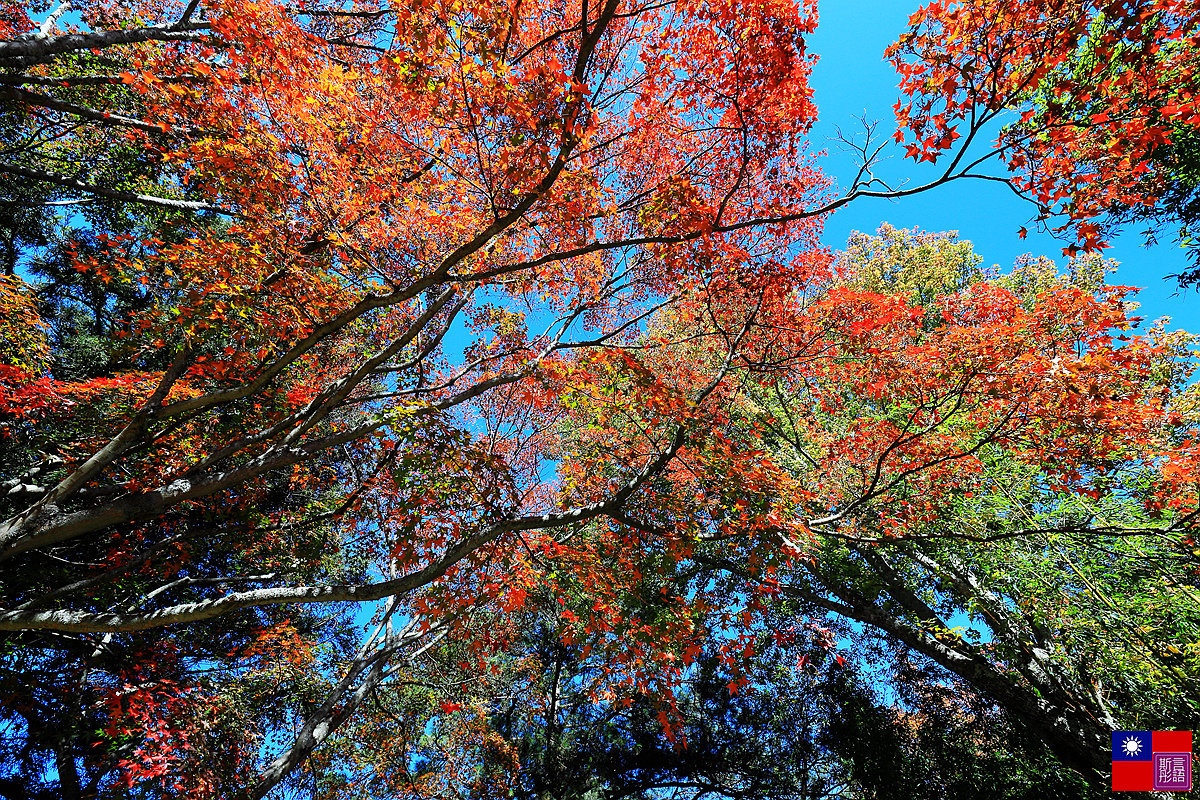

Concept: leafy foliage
[[889, 0, 1200, 257], [739, 227, 1200, 788], [0, 0, 1197, 797]]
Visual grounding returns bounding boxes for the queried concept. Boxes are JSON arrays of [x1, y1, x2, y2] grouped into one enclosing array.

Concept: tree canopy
[[0, 0, 1197, 797]]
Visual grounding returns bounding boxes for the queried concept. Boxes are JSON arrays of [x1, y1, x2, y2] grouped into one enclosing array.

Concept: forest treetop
[[0, 0, 1197, 797]]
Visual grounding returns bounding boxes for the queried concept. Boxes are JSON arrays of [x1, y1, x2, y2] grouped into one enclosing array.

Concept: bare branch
[[0, 160, 233, 214], [1, 86, 203, 136], [0, 23, 211, 68]]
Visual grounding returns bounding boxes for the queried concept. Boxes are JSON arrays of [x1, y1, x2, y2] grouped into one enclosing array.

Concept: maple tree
[[721, 227, 1200, 788], [889, 0, 1200, 257], [1109, 121, 1200, 285], [0, 0, 1198, 797], [312, 225, 1199, 796], [0, 0, 835, 793]]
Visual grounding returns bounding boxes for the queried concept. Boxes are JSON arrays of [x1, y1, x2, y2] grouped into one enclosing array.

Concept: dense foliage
[[0, 0, 1197, 797], [890, 0, 1200, 259]]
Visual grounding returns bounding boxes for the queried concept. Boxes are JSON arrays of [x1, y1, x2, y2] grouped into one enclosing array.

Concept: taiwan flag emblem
[[1112, 731, 1193, 791]]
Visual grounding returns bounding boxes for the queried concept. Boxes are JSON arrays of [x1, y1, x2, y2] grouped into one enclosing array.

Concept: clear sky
[[805, 0, 1197, 330]]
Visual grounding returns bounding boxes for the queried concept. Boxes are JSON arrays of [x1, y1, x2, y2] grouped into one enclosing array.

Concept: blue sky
[[805, 0, 1197, 330]]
